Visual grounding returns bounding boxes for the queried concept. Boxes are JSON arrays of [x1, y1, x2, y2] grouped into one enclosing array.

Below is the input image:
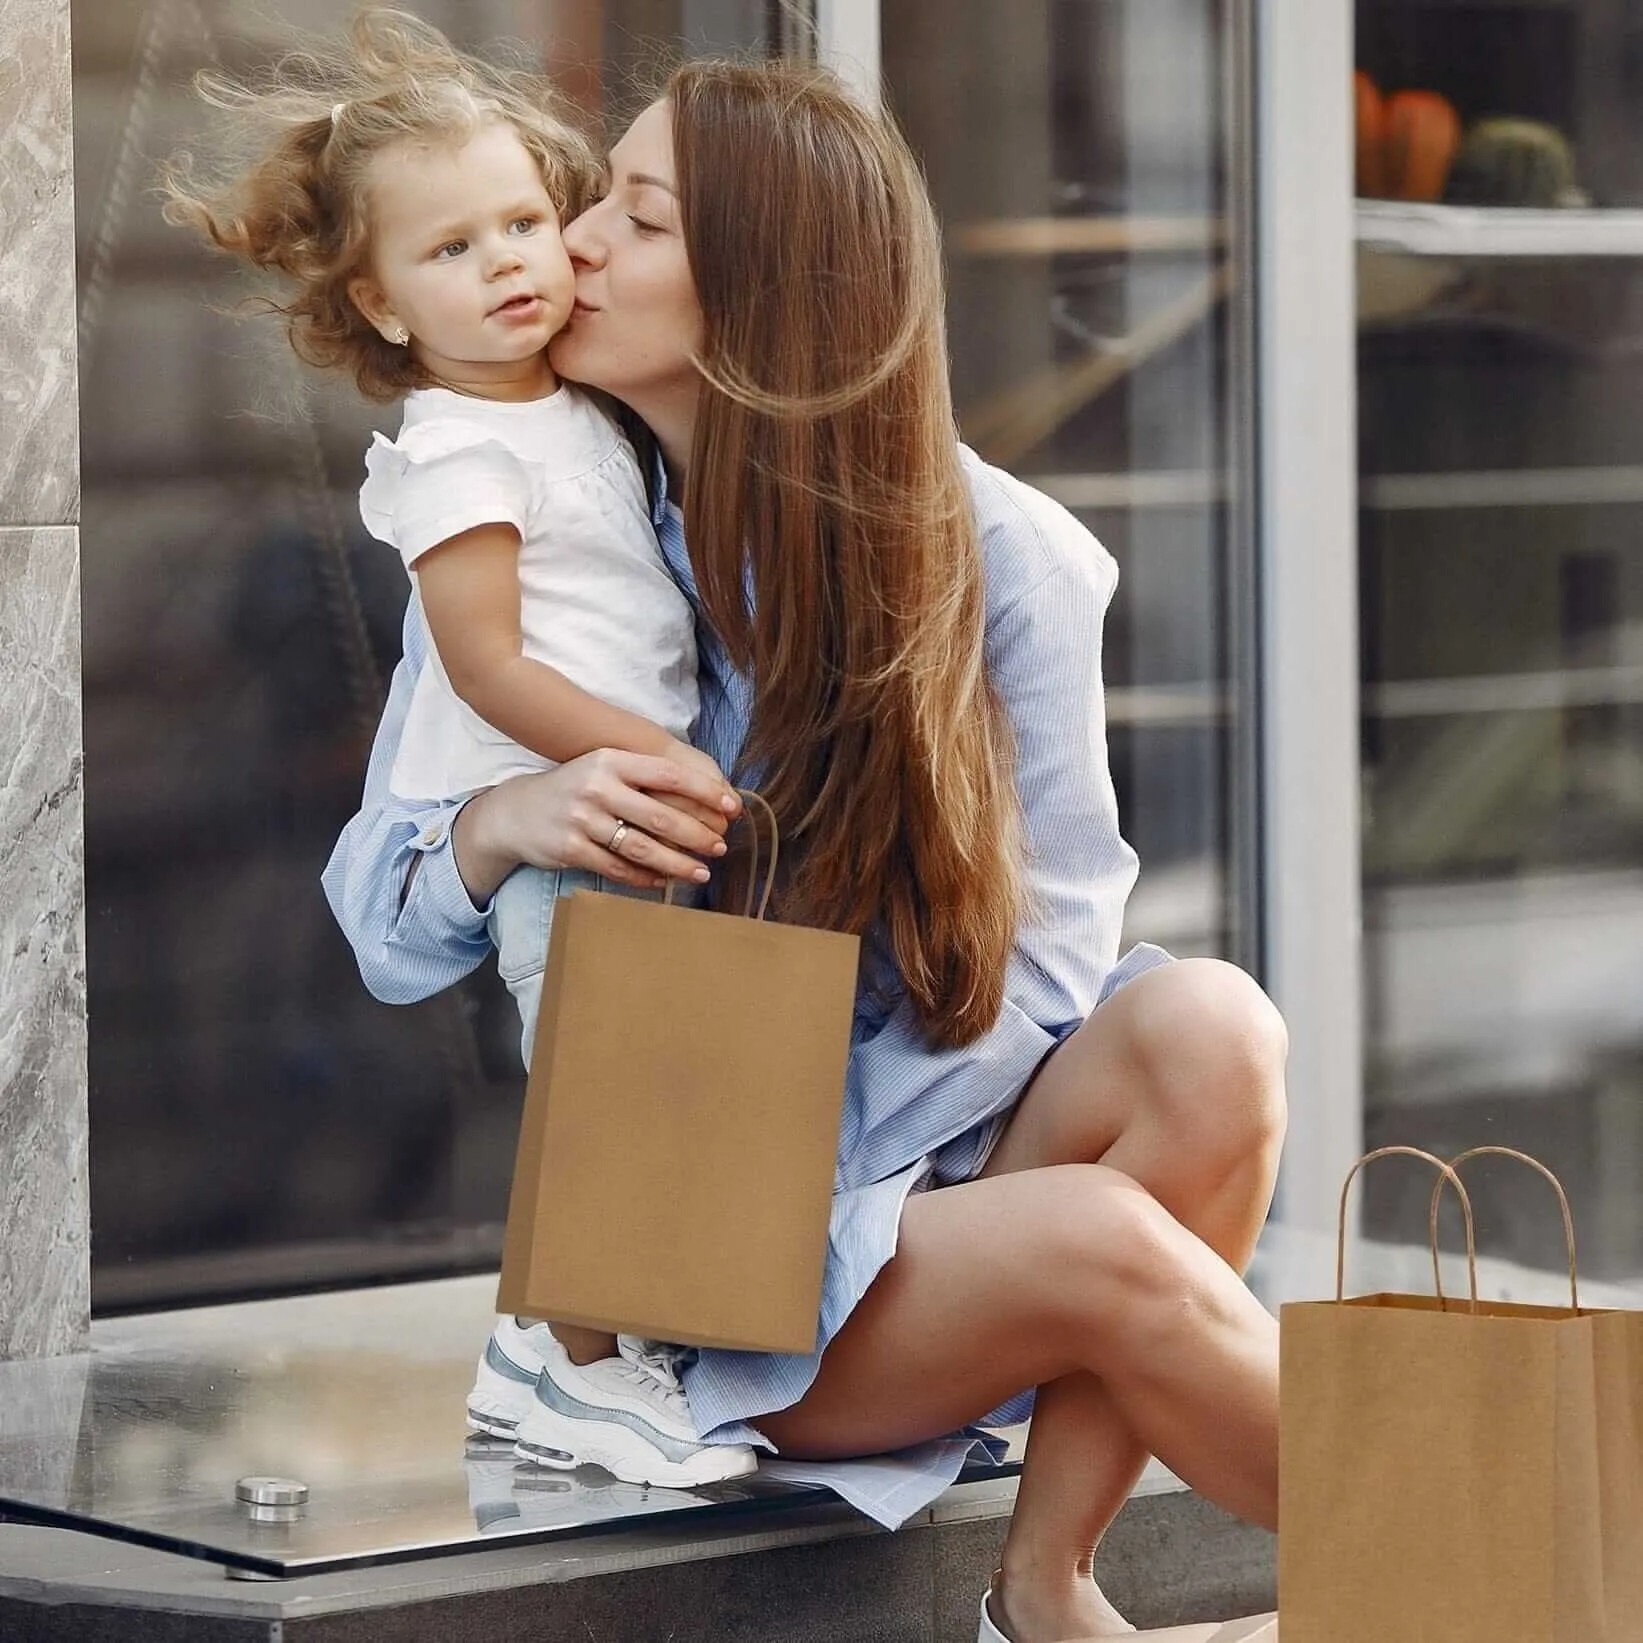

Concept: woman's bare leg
[[759, 959, 1287, 1642], [998, 1371, 1146, 1636], [759, 1166, 1279, 1627], [977, 959, 1286, 1638]]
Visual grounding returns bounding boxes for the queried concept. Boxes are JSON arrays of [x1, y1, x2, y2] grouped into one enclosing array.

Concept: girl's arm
[[415, 521, 723, 787], [321, 604, 737, 1004]]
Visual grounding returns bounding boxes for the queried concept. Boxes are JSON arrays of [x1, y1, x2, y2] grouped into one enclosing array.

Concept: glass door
[[881, 0, 1261, 970], [1353, 0, 1643, 1274]]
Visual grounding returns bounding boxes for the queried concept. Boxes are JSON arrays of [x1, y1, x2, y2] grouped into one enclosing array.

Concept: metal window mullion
[[1255, 0, 1365, 1233], [815, 0, 880, 104]]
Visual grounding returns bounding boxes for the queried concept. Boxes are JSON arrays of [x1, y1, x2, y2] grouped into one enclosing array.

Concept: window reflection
[[883, 0, 1257, 964], [76, 0, 1261, 1310], [1355, 0, 1643, 1277], [74, 0, 781, 1311]]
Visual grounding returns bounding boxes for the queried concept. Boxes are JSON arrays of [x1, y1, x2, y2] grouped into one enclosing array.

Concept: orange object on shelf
[[1355, 70, 1389, 197], [1382, 89, 1463, 202]]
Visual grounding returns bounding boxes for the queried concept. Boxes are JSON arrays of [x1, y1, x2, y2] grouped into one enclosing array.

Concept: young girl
[[163, 8, 755, 1491]]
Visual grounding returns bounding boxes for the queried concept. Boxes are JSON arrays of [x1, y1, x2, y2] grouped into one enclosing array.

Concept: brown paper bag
[[496, 796, 859, 1354], [1279, 1145, 1643, 1643]]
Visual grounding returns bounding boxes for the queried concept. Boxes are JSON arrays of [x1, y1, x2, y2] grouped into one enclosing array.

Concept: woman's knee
[[1031, 1166, 1215, 1356], [1124, 959, 1288, 1163]]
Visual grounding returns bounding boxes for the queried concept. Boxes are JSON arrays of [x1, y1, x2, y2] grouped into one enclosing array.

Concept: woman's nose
[[561, 210, 605, 269]]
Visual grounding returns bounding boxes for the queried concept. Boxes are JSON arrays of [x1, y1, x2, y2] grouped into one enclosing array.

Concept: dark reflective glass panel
[[883, 0, 1259, 966], [1354, 0, 1643, 1277], [73, 1, 784, 1312]]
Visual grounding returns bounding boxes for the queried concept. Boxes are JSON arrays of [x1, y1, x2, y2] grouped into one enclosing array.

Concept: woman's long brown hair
[[668, 60, 1027, 1049]]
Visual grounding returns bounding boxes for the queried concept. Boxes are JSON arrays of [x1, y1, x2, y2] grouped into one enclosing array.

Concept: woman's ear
[[348, 275, 401, 343]]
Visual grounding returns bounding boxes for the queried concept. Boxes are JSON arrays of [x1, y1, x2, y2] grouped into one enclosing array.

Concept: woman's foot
[[982, 1570, 1136, 1641]]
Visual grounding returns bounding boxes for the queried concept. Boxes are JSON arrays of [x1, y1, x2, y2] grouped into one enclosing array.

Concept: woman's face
[[549, 100, 704, 421]]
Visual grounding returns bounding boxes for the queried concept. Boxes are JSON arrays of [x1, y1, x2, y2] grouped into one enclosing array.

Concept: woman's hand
[[661, 737, 738, 802], [451, 748, 740, 905]]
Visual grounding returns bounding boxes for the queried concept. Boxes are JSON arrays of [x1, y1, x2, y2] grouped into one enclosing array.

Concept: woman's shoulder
[[959, 446, 1119, 611]]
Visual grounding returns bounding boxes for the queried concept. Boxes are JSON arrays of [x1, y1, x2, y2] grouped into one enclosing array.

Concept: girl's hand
[[451, 747, 739, 905]]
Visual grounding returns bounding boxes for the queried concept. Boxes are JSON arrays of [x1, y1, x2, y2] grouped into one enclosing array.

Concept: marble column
[[0, 0, 89, 1360]]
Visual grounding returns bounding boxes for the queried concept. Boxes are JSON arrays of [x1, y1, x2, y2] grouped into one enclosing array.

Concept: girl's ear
[[348, 275, 399, 341]]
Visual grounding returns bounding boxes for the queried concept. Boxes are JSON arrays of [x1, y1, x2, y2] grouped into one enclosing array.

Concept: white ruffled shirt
[[358, 385, 698, 801]]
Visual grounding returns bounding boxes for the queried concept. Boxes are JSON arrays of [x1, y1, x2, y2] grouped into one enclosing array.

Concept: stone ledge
[[0, 1477, 1274, 1642]]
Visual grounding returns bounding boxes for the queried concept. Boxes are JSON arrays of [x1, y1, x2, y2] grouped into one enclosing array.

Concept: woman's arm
[[416, 522, 725, 790], [322, 605, 738, 1002], [320, 603, 493, 1003], [450, 748, 737, 902]]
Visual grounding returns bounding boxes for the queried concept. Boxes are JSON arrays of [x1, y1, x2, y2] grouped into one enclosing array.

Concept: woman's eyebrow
[[623, 170, 677, 196]]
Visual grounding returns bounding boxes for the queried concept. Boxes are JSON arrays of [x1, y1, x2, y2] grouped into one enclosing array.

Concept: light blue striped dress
[[321, 447, 1171, 1526]]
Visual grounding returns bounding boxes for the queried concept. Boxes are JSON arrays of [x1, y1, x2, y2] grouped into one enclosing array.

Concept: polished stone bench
[[7, 1174, 1629, 1637], [75, 1203, 1619, 1643], [0, 1470, 1274, 1642], [0, 1269, 1278, 1641]]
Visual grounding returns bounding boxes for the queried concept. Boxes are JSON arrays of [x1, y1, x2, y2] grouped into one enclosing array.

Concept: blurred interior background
[[72, 0, 1642, 1314]]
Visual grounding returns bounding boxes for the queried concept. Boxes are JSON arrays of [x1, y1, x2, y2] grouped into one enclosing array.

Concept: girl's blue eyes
[[432, 218, 539, 258]]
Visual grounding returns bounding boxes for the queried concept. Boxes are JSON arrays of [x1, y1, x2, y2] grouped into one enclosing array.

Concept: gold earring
[[390, 326, 410, 346]]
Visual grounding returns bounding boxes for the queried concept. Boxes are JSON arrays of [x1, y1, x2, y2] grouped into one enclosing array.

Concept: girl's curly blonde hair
[[162, 8, 599, 401]]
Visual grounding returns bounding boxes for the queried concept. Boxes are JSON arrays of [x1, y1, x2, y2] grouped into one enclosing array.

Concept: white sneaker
[[512, 1332, 760, 1489], [978, 1580, 1012, 1643], [466, 1316, 554, 1440]]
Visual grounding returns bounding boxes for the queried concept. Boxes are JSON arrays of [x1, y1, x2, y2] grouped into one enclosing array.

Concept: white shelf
[[953, 216, 1225, 257], [1363, 465, 1643, 511], [1025, 471, 1230, 510], [1103, 684, 1230, 729], [1367, 664, 1643, 719], [1356, 199, 1643, 259]]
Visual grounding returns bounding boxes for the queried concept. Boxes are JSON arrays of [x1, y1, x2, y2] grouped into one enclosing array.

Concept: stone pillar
[[0, 0, 89, 1360]]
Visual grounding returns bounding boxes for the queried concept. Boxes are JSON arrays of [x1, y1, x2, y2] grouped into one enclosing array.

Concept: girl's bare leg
[[759, 959, 1287, 1642]]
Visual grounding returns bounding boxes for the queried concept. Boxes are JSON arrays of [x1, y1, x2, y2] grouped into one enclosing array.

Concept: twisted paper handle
[[1336, 1145, 1479, 1311], [1426, 1146, 1580, 1313], [664, 789, 779, 921]]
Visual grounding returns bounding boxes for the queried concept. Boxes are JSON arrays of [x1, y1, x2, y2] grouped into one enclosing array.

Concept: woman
[[324, 58, 1286, 1642]]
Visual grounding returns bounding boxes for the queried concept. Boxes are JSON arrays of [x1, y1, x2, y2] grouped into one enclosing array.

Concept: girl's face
[[550, 101, 704, 424], [349, 123, 575, 398]]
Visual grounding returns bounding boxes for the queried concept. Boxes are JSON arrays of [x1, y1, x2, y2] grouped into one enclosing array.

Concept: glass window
[[73, 0, 781, 1312], [1354, 0, 1643, 1274], [881, 0, 1259, 964]]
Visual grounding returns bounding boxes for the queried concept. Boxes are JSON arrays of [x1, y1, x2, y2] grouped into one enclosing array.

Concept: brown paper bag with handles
[[1280, 1145, 1643, 1643], [496, 793, 859, 1354]]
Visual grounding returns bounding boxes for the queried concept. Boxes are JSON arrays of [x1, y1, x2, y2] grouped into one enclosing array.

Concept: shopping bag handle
[[1337, 1145, 1478, 1310], [1425, 1147, 1580, 1314], [664, 789, 780, 921], [734, 790, 779, 921]]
